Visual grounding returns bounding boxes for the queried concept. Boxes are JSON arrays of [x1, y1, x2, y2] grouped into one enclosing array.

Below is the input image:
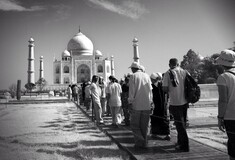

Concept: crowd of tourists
[[66, 49, 235, 160]]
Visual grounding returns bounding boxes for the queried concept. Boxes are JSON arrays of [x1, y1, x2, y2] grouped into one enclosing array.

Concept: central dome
[[67, 32, 93, 56]]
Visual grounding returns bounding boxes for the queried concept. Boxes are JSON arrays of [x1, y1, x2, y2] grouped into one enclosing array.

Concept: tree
[[25, 83, 36, 97], [198, 57, 216, 83], [193, 53, 221, 84], [9, 84, 17, 98], [180, 49, 203, 82], [36, 78, 47, 94]]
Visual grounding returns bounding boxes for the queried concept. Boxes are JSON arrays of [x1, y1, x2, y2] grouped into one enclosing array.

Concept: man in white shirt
[[128, 62, 152, 148], [162, 58, 189, 152], [90, 75, 104, 125]]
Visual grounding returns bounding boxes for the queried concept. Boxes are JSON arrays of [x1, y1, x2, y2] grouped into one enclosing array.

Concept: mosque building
[[53, 29, 114, 86], [27, 29, 142, 92]]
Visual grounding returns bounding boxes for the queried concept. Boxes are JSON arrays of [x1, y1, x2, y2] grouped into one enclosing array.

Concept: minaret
[[71, 50, 74, 83], [111, 55, 115, 76], [39, 56, 44, 79], [133, 37, 140, 64], [27, 38, 35, 84]]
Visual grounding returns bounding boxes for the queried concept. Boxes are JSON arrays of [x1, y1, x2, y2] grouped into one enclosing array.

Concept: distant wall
[[199, 84, 218, 100]]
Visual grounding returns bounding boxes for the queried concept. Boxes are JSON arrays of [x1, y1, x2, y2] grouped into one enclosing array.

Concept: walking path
[[77, 101, 229, 160], [0, 97, 228, 160]]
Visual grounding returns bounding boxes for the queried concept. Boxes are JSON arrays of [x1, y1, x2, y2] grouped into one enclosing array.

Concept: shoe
[[163, 135, 171, 141], [110, 123, 118, 128], [175, 145, 189, 152], [134, 144, 148, 150]]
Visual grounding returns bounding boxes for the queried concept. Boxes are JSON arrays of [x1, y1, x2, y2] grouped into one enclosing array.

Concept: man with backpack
[[162, 58, 189, 152]]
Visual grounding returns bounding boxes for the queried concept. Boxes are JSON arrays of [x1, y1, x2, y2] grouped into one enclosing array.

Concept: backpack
[[184, 72, 200, 104]]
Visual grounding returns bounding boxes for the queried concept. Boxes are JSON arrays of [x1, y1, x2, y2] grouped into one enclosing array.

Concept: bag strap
[[184, 69, 190, 76], [168, 69, 174, 80], [226, 70, 235, 76], [168, 69, 176, 86]]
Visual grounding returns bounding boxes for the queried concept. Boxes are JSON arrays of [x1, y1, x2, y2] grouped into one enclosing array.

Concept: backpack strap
[[184, 69, 190, 76], [168, 69, 174, 81], [226, 70, 235, 76], [168, 69, 178, 87]]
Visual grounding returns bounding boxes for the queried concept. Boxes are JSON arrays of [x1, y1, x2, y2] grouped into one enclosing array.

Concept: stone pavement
[[77, 101, 229, 160]]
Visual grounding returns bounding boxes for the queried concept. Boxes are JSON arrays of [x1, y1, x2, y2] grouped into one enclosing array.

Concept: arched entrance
[[77, 64, 90, 83]]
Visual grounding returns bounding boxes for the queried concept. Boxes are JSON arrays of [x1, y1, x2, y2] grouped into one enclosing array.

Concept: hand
[[128, 103, 133, 111], [150, 102, 154, 113], [218, 118, 225, 132], [151, 102, 154, 108]]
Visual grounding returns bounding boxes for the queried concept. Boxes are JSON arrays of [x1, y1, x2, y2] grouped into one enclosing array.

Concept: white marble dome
[[62, 50, 70, 57], [67, 32, 93, 56]]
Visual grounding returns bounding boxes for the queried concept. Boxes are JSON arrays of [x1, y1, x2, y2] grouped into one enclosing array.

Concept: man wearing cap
[[216, 49, 235, 160], [128, 62, 152, 148]]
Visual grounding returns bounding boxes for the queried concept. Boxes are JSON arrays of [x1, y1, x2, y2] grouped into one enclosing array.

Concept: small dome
[[40, 56, 43, 59], [67, 32, 93, 56], [62, 50, 71, 57], [95, 50, 102, 58]]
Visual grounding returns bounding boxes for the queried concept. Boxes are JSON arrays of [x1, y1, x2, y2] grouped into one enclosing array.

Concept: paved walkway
[[77, 102, 229, 160]]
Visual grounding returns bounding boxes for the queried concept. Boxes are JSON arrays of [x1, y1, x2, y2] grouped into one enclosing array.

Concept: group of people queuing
[[67, 75, 130, 127], [66, 49, 235, 159], [128, 49, 235, 159], [67, 84, 79, 102], [89, 75, 129, 126]]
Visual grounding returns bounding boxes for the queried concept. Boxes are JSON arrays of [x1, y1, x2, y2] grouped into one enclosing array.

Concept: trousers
[[169, 103, 189, 149], [130, 110, 151, 147]]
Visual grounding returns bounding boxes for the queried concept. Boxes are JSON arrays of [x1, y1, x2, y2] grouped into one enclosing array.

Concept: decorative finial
[[133, 37, 138, 43], [79, 26, 81, 33]]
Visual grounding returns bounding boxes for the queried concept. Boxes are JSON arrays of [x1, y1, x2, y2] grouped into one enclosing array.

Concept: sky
[[0, 0, 235, 90]]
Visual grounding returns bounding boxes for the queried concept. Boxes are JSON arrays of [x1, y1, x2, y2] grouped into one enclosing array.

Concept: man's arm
[[128, 76, 134, 104], [218, 85, 228, 117], [217, 84, 228, 132]]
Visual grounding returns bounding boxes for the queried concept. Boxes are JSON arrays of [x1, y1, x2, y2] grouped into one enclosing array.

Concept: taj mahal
[[26, 28, 139, 91], [53, 29, 114, 85]]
